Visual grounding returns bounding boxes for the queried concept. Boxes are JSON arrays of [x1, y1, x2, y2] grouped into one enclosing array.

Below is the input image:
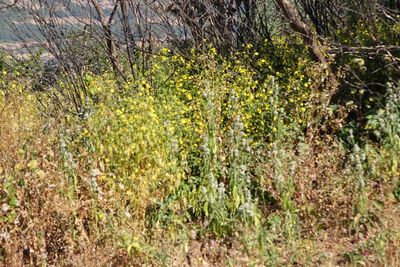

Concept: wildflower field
[[1, 4, 400, 265]]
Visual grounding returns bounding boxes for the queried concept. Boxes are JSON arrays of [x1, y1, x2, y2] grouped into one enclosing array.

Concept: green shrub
[[79, 82, 183, 220]]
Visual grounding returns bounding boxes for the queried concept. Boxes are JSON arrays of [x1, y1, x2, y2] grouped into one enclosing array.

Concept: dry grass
[[1, 91, 399, 266]]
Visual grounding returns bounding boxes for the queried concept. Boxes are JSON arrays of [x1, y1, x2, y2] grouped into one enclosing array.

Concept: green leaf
[[372, 199, 385, 210], [27, 159, 38, 171], [9, 196, 17, 207]]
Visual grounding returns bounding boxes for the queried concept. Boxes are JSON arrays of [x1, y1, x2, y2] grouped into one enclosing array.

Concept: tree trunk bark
[[91, 0, 125, 81], [275, 0, 338, 87]]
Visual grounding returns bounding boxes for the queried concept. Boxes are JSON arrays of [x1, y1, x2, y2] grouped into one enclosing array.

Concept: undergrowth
[[1, 41, 400, 266]]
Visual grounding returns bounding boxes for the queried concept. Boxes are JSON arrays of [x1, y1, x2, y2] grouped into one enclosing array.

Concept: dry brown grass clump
[[0, 93, 125, 266]]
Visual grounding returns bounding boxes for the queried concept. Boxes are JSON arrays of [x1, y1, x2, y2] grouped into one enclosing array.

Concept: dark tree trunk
[[275, 0, 338, 88]]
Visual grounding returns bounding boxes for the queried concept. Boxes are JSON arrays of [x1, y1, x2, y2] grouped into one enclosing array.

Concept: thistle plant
[[366, 83, 400, 201], [270, 143, 299, 240], [59, 126, 78, 197], [346, 129, 369, 230], [367, 83, 400, 152]]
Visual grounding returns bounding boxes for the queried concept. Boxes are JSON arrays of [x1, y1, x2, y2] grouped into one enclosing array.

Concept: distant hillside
[[0, 0, 115, 53], [0, 7, 24, 42], [0, 0, 171, 55]]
